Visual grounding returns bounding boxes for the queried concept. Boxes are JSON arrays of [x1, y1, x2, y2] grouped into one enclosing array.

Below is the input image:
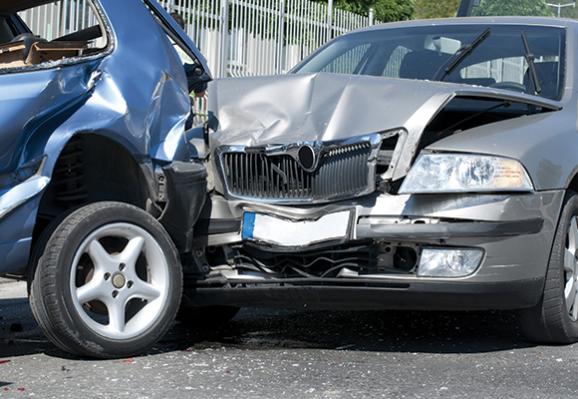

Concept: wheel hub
[[565, 216, 578, 321], [70, 223, 170, 340], [111, 273, 126, 289]]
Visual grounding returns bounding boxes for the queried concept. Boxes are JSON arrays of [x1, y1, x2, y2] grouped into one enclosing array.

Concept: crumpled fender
[[14, 0, 194, 188]]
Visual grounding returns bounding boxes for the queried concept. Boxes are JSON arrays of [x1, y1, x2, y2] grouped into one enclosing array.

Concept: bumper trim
[[0, 175, 50, 221], [187, 277, 544, 311], [356, 218, 544, 240]]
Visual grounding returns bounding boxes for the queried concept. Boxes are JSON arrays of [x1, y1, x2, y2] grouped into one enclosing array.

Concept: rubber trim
[[187, 277, 544, 311], [356, 218, 544, 240]]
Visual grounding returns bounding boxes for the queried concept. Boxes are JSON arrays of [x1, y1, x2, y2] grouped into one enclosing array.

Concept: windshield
[[294, 25, 566, 100]]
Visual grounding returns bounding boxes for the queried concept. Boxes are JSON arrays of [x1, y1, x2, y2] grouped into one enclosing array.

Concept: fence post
[[276, 0, 286, 74], [369, 8, 375, 26], [327, 0, 334, 42], [219, 0, 230, 78]]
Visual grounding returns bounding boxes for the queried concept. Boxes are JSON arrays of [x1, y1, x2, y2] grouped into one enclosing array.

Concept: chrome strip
[[216, 133, 384, 205], [0, 158, 50, 220], [0, 175, 50, 220]]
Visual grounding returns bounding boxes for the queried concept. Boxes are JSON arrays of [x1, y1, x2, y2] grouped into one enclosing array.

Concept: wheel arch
[[28, 133, 158, 273]]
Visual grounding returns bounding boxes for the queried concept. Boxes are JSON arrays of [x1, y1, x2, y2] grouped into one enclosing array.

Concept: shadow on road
[[164, 307, 534, 355], [0, 297, 58, 359], [0, 296, 535, 361]]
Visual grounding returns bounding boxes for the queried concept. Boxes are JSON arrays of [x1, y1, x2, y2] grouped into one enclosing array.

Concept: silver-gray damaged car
[[187, 17, 578, 344]]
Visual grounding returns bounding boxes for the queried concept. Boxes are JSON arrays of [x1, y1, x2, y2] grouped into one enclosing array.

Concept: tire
[[519, 191, 578, 344], [177, 304, 240, 328], [29, 202, 182, 358], [27, 209, 79, 295]]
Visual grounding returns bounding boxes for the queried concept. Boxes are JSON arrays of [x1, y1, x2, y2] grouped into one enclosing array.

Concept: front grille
[[220, 141, 374, 202]]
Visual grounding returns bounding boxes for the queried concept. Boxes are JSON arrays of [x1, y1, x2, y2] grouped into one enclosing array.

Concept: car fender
[[427, 109, 577, 191]]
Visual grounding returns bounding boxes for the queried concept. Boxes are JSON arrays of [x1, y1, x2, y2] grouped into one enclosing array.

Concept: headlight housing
[[399, 153, 533, 194]]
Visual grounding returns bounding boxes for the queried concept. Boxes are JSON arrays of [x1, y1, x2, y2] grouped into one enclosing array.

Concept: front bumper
[[189, 277, 544, 311], [195, 190, 564, 311]]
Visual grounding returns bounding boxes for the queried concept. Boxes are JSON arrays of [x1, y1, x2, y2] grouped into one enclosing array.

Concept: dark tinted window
[[0, 17, 14, 43]]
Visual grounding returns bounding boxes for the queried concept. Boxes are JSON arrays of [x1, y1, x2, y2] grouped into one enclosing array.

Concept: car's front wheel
[[29, 202, 182, 358], [519, 192, 578, 344]]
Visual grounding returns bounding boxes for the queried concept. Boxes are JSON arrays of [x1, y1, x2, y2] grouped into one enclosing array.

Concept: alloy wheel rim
[[564, 217, 578, 322], [69, 223, 170, 340]]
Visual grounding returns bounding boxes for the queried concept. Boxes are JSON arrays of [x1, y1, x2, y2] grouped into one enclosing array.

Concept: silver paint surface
[[205, 17, 578, 287]]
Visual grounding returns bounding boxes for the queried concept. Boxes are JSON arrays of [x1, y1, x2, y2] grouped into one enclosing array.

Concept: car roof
[[356, 16, 575, 33]]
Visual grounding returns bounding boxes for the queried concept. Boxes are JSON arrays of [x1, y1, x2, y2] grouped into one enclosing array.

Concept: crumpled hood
[[208, 73, 454, 147], [208, 72, 560, 179]]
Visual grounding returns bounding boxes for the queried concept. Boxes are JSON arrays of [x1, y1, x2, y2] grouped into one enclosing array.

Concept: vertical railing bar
[[276, 0, 285, 74], [219, 0, 229, 78], [16, 0, 378, 80]]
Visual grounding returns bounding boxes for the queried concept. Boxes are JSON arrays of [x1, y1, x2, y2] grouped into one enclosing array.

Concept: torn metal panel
[[0, 65, 97, 175]]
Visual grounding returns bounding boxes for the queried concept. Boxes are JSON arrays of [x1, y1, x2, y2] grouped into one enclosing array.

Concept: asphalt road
[[1, 280, 578, 399]]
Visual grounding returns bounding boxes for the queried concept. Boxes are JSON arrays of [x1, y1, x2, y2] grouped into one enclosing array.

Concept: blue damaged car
[[0, 0, 210, 358]]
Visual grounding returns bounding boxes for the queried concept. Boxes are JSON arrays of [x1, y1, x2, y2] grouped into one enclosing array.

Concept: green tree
[[414, 0, 460, 19], [315, 0, 414, 22], [472, 0, 554, 16]]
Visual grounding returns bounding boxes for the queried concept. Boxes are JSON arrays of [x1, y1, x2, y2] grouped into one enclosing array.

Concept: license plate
[[242, 210, 352, 247]]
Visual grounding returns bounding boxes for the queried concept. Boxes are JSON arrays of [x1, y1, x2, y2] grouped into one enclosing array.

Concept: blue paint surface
[[0, 0, 211, 274]]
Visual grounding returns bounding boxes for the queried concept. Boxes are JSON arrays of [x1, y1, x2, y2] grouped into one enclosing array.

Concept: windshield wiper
[[436, 28, 491, 81], [521, 31, 542, 95]]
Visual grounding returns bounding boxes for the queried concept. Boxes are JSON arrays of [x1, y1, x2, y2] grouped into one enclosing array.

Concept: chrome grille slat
[[221, 141, 374, 203]]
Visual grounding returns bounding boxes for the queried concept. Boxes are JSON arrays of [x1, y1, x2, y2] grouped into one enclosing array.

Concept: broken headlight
[[399, 153, 533, 194]]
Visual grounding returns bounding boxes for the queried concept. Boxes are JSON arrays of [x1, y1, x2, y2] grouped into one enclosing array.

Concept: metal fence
[[18, 0, 377, 78], [159, 0, 377, 77]]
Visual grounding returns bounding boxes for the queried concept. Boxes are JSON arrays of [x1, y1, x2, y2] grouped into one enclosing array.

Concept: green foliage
[[548, 1, 578, 18], [414, 0, 460, 19], [315, 0, 414, 22], [472, 0, 555, 17]]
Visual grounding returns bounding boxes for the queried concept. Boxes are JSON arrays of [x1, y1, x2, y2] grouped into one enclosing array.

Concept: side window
[[320, 43, 371, 74], [0, 0, 108, 72]]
